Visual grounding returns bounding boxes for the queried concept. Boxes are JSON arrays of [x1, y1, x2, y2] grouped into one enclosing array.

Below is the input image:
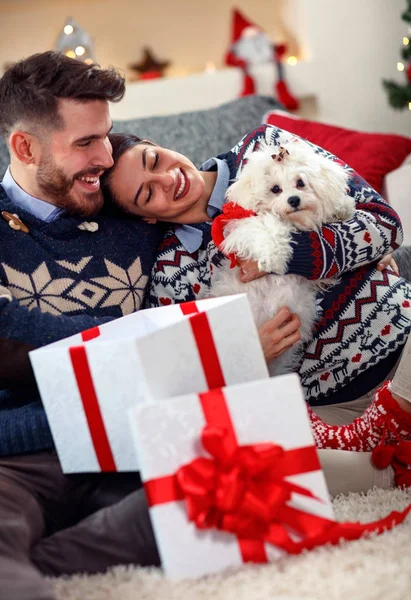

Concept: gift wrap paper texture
[[30, 295, 269, 473], [131, 375, 334, 579]]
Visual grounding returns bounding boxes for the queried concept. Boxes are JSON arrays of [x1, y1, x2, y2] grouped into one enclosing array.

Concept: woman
[[102, 126, 411, 495]]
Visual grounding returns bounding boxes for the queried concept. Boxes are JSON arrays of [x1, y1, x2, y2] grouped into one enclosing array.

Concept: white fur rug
[[51, 487, 411, 600]]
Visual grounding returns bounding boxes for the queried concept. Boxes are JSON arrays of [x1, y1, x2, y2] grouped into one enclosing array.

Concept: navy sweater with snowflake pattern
[[0, 186, 163, 456], [149, 124, 411, 405]]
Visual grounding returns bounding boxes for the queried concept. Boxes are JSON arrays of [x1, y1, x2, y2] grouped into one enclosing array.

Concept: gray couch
[[0, 95, 280, 178]]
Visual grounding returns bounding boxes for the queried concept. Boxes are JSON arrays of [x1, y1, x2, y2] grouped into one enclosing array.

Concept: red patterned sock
[[308, 381, 411, 452]]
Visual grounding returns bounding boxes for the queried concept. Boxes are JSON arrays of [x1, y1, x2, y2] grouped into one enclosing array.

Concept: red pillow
[[263, 111, 411, 194]]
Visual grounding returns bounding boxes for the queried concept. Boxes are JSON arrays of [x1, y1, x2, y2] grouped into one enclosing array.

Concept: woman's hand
[[377, 253, 399, 275], [237, 259, 268, 283], [258, 307, 301, 363]]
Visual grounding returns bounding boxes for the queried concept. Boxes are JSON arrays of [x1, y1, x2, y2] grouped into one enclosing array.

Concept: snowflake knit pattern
[[149, 124, 411, 406], [0, 187, 163, 456]]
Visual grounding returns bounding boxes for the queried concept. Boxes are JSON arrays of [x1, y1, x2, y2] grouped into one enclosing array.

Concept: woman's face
[[109, 143, 206, 222]]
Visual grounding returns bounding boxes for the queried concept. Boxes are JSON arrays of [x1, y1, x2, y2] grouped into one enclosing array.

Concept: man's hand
[[258, 307, 301, 363], [237, 259, 268, 283], [377, 253, 399, 275]]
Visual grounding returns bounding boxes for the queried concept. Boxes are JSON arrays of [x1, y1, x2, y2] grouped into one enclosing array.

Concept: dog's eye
[[297, 179, 305, 188], [271, 185, 281, 194]]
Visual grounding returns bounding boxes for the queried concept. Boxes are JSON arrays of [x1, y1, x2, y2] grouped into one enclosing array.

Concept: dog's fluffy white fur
[[210, 139, 355, 376]]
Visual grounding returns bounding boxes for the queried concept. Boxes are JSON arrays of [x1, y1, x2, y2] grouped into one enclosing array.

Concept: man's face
[[109, 143, 206, 223], [35, 99, 113, 217]]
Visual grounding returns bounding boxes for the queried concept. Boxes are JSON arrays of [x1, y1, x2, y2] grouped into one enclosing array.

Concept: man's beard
[[36, 156, 104, 218]]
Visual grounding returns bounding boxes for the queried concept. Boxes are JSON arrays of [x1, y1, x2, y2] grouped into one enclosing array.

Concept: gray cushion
[[0, 95, 280, 179], [112, 95, 280, 167]]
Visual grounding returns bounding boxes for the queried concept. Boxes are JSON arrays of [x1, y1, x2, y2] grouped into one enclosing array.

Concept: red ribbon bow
[[144, 388, 411, 564], [176, 425, 320, 541], [211, 201, 256, 268]]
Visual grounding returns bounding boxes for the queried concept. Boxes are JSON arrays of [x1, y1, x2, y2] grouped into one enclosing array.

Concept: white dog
[[210, 139, 355, 376]]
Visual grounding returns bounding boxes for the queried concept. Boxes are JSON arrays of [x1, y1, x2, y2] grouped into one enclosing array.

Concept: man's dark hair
[[0, 51, 126, 140]]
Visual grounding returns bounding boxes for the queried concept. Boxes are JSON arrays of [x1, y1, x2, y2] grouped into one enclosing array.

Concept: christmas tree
[[55, 18, 95, 64], [383, 0, 411, 110]]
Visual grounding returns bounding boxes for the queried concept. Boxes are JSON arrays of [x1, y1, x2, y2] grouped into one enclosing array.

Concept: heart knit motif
[[320, 372, 330, 381], [363, 232, 371, 243], [193, 284, 201, 294], [403, 300, 410, 308], [352, 353, 362, 363], [381, 325, 391, 336], [160, 297, 172, 305]]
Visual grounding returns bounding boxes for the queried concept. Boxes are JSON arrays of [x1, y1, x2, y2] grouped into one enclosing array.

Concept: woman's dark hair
[[108, 132, 144, 169], [101, 132, 148, 215], [0, 51, 125, 139]]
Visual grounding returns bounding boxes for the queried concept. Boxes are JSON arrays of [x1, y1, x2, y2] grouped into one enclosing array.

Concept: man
[[0, 51, 164, 600], [0, 51, 293, 600]]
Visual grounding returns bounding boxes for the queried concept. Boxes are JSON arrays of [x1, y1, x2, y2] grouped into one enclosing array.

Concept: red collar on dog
[[211, 201, 256, 268]]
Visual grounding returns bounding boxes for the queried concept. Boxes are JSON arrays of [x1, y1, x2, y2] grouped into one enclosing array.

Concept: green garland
[[383, 0, 411, 110]]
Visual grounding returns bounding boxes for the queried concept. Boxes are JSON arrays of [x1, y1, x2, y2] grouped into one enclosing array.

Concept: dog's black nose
[[287, 195, 301, 209]]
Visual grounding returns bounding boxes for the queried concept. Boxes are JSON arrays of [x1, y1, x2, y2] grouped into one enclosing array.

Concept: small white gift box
[[30, 294, 268, 473], [130, 375, 334, 580]]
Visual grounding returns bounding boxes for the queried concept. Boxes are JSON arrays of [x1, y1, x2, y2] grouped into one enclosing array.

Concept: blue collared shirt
[[174, 157, 230, 253], [1, 167, 65, 222]]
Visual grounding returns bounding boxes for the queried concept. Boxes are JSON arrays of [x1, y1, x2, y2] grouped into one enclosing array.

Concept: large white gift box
[[29, 294, 268, 473], [130, 375, 335, 579]]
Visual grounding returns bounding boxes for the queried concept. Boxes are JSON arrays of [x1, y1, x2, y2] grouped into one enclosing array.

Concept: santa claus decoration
[[225, 8, 299, 111]]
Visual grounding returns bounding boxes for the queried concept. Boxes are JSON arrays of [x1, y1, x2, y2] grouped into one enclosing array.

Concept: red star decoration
[[129, 47, 170, 80]]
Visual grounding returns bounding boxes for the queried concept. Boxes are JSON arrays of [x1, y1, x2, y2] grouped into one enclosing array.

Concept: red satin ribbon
[[69, 346, 117, 472], [180, 302, 226, 390], [81, 326, 101, 341], [180, 302, 200, 316], [69, 302, 226, 471], [144, 388, 327, 562], [211, 201, 256, 268], [144, 387, 411, 563]]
